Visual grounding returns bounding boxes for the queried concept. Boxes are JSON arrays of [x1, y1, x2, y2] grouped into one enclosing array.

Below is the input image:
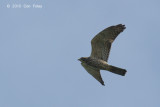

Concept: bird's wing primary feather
[[81, 62, 104, 85], [90, 24, 126, 62]]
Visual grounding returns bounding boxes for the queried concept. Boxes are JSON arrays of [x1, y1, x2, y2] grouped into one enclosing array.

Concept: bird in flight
[[78, 24, 127, 86]]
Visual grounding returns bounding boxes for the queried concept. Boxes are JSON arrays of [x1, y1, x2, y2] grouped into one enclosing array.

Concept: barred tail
[[106, 65, 127, 76]]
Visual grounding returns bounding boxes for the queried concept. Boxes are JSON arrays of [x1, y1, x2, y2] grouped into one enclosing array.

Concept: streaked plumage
[[78, 24, 127, 86]]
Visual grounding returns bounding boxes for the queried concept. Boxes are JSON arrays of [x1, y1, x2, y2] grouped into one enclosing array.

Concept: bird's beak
[[78, 58, 81, 61]]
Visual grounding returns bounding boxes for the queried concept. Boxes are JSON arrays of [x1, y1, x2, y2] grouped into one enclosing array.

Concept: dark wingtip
[[114, 24, 126, 33], [117, 24, 126, 29], [101, 82, 105, 86]]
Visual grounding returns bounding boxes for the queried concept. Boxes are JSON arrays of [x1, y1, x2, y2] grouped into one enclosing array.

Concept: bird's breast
[[85, 57, 109, 70]]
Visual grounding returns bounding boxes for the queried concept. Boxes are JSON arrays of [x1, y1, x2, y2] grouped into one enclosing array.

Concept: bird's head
[[78, 57, 88, 63]]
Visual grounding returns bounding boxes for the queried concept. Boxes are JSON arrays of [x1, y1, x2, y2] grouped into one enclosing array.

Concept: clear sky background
[[0, 0, 160, 107]]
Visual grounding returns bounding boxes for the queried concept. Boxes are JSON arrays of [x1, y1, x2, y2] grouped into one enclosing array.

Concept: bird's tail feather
[[106, 65, 127, 76]]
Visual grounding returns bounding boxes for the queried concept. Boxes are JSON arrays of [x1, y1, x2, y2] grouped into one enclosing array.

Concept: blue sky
[[0, 0, 160, 107]]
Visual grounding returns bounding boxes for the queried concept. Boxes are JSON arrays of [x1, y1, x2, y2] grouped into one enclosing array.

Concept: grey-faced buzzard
[[78, 24, 127, 86]]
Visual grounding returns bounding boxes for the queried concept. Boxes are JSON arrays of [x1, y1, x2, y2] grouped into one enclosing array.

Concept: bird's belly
[[86, 58, 109, 70]]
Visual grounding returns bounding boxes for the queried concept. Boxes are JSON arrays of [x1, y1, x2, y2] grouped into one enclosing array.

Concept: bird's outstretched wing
[[90, 24, 126, 62], [81, 62, 104, 85]]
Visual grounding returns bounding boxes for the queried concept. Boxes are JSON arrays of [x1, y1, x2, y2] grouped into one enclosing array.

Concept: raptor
[[78, 24, 127, 85]]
